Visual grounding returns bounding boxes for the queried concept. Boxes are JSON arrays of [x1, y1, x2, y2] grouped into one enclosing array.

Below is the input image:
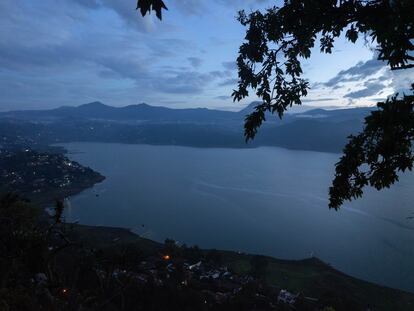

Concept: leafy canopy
[[329, 86, 414, 209], [232, 0, 414, 209], [136, 0, 167, 20]]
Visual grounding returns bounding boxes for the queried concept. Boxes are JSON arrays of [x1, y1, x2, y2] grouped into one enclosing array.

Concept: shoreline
[[57, 140, 342, 155], [62, 223, 414, 310]]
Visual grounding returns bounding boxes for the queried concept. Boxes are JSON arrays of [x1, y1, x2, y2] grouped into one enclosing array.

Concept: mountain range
[[0, 102, 374, 153], [0, 101, 239, 123]]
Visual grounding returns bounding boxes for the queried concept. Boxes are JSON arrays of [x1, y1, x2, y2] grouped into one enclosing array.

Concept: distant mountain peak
[[79, 101, 108, 108], [239, 101, 261, 114], [136, 103, 150, 107]]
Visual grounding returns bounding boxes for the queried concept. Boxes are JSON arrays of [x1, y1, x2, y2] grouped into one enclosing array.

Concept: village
[[76, 239, 321, 310], [0, 148, 104, 201]]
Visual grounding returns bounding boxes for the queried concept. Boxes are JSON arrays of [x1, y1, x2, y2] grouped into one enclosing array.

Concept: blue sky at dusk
[[0, 0, 412, 111]]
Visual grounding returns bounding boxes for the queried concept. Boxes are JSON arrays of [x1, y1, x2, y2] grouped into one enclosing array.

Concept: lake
[[62, 142, 414, 292]]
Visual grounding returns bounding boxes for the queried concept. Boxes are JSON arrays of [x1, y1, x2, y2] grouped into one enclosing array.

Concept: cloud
[[72, 0, 100, 9], [302, 97, 337, 103], [187, 57, 203, 68], [151, 70, 228, 94], [214, 0, 271, 8], [156, 71, 217, 94], [323, 58, 386, 87], [73, 0, 157, 31], [344, 81, 385, 99], [169, 0, 206, 16], [319, 54, 413, 102], [389, 68, 414, 94], [209, 70, 230, 78], [218, 78, 238, 87], [0, 0, 238, 109], [168, 0, 272, 16], [309, 53, 413, 106], [215, 95, 231, 100], [222, 61, 237, 71], [7, 0, 402, 112]]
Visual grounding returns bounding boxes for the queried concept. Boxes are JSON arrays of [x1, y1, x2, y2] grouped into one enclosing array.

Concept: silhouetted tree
[[137, 0, 167, 20], [249, 255, 268, 278], [206, 249, 223, 265], [329, 88, 414, 209], [0, 194, 42, 288], [232, 0, 414, 209]]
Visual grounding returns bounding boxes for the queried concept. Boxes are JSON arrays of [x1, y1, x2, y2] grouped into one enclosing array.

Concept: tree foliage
[[233, 0, 414, 208], [136, 0, 167, 20], [329, 86, 414, 209]]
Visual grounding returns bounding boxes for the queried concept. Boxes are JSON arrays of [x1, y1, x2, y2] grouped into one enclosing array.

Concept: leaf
[[136, 0, 168, 20]]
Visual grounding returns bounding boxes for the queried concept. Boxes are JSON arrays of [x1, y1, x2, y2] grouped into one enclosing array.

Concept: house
[[278, 289, 299, 305]]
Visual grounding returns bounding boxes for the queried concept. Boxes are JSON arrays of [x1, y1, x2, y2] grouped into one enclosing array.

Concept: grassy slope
[[68, 224, 414, 311]]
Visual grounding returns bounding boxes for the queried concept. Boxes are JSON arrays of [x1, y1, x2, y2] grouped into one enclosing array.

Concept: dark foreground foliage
[[0, 195, 315, 311], [1, 195, 414, 310], [329, 86, 414, 208]]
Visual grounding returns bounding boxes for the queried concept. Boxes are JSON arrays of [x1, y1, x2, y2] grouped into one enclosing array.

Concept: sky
[[0, 0, 412, 112]]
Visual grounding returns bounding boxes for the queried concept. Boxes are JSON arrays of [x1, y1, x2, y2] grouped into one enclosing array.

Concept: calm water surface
[[61, 142, 414, 292]]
